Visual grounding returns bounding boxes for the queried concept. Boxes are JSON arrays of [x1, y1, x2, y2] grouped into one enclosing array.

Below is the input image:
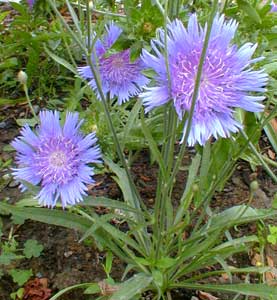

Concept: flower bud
[[250, 180, 259, 192], [89, 1, 93, 9], [91, 124, 98, 132], [17, 70, 28, 85], [192, 183, 199, 193], [143, 22, 154, 33]]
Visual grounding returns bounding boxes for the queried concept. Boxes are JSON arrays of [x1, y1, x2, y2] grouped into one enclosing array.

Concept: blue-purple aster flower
[[78, 22, 149, 104], [27, 0, 35, 9], [141, 14, 268, 146], [270, 1, 277, 12], [11, 111, 101, 208]]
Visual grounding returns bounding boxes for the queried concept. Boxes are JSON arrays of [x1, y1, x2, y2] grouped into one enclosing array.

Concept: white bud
[[17, 70, 28, 85], [89, 1, 93, 9]]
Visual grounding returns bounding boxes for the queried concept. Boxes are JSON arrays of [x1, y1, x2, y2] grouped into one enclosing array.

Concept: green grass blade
[[171, 283, 277, 299]]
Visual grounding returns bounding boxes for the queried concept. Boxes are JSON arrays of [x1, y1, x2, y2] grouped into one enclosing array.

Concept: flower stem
[[240, 129, 277, 183], [74, 2, 127, 18], [86, 42, 150, 256], [168, 0, 219, 191], [154, 0, 181, 261], [22, 84, 38, 121]]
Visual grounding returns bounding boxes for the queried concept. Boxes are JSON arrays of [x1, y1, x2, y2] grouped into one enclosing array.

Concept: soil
[[0, 107, 277, 300]]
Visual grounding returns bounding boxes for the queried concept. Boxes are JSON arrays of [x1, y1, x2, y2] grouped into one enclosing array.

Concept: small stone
[[0, 121, 7, 129], [64, 251, 73, 258]]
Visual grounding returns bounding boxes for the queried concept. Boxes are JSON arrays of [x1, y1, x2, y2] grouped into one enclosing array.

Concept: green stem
[[154, 0, 179, 260], [86, 0, 92, 50], [167, 0, 219, 192], [262, 155, 277, 168], [74, 207, 95, 222], [91, 8, 126, 18], [61, 29, 78, 68], [23, 84, 38, 121], [240, 129, 277, 183], [49, 283, 92, 300], [86, 49, 150, 255], [73, 2, 127, 18], [153, 0, 170, 22]]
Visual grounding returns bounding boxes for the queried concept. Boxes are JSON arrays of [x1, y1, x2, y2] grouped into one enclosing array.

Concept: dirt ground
[[0, 106, 277, 300]]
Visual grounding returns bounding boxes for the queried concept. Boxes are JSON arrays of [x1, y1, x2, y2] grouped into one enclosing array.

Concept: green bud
[[192, 183, 199, 193], [250, 180, 259, 192]]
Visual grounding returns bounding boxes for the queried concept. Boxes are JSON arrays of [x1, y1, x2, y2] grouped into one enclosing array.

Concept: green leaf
[[16, 197, 38, 207], [140, 113, 166, 179], [256, 112, 277, 155], [23, 240, 44, 258], [81, 196, 144, 215], [104, 251, 113, 275], [0, 97, 26, 106], [9, 269, 32, 286], [104, 158, 141, 215], [10, 288, 24, 300], [11, 214, 26, 225], [0, 11, 9, 23], [49, 283, 92, 300], [155, 257, 176, 269], [0, 57, 18, 70], [0, 252, 19, 265], [267, 235, 277, 245], [65, 0, 82, 36], [210, 205, 277, 228], [84, 283, 101, 294], [81, 215, 144, 255], [121, 100, 142, 150], [152, 269, 163, 288], [0, 202, 91, 233], [44, 45, 77, 75], [16, 118, 38, 127], [237, 0, 262, 23], [173, 283, 277, 299], [269, 225, 277, 234], [110, 273, 152, 300], [263, 62, 277, 74]]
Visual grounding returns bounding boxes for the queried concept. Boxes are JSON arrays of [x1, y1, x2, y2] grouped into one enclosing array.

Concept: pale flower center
[[111, 56, 125, 68], [49, 151, 67, 167]]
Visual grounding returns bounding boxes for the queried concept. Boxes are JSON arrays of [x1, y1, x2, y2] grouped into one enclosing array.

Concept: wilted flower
[[12, 111, 101, 208], [78, 22, 149, 104], [141, 14, 268, 146]]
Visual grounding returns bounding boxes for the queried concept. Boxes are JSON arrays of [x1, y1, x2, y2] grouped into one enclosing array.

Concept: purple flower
[[271, 2, 277, 12], [141, 14, 268, 146], [78, 22, 149, 104], [11, 111, 101, 208], [27, 0, 35, 9]]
